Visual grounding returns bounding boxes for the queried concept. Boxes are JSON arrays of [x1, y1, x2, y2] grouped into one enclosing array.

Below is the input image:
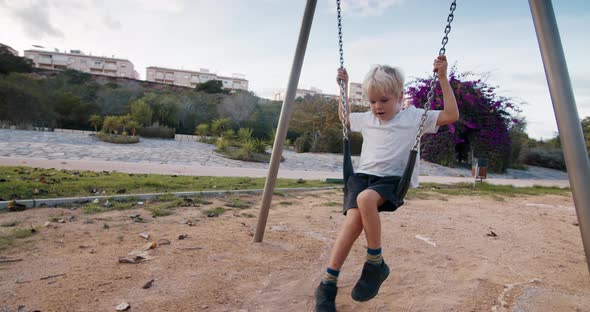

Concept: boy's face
[[367, 92, 402, 121]]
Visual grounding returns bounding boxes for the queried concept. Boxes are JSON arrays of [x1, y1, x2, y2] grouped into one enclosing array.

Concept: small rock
[[201, 305, 208, 309], [142, 279, 155, 289], [137, 201, 144, 205], [139, 232, 150, 240], [103, 200, 112, 207], [270, 225, 289, 232], [178, 234, 188, 240], [57, 219, 65, 223], [297, 178, 305, 184], [43, 221, 51, 227], [115, 302, 130, 311], [92, 199, 100, 204], [157, 239, 171, 245]]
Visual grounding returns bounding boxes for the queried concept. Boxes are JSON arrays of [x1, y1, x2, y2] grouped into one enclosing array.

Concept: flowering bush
[[406, 69, 522, 172]]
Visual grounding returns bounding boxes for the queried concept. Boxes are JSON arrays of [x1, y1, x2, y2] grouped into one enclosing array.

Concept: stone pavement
[[0, 129, 570, 187]]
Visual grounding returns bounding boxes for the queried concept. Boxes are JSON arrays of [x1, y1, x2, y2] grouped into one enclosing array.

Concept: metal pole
[[529, 0, 590, 273], [254, 0, 317, 242]]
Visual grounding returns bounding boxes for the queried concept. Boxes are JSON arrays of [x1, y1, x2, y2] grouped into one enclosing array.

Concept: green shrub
[[137, 126, 175, 139], [295, 132, 313, 153], [524, 148, 566, 171], [237, 139, 257, 160], [96, 131, 139, 144], [238, 128, 253, 141], [216, 137, 229, 152], [195, 123, 209, 136]]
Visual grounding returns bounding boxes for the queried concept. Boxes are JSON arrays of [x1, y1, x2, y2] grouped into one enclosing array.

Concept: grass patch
[[145, 201, 179, 217], [279, 201, 294, 206], [204, 207, 226, 217], [81, 200, 136, 214], [0, 228, 36, 251], [323, 201, 340, 207], [408, 182, 571, 199], [241, 213, 255, 218], [0, 166, 329, 200], [224, 198, 251, 209]]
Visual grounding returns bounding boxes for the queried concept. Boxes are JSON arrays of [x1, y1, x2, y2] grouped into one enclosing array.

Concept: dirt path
[[1, 190, 588, 312]]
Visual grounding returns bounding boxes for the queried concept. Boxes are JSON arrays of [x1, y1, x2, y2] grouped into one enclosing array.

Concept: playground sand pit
[[0, 189, 589, 312]]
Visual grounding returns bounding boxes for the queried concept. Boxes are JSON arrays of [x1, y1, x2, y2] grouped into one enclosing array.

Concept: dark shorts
[[343, 173, 403, 215]]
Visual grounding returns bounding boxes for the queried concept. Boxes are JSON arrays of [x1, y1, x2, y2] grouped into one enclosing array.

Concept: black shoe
[[351, 261, 390, 302], [315, 281, 337, 312]]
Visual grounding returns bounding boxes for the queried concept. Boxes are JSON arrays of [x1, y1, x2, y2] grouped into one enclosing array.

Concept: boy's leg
[[351, 189, 390, 302], [328, 209, 363, 270], [316, 209, 363, 312], [356, 189, 383, 249]]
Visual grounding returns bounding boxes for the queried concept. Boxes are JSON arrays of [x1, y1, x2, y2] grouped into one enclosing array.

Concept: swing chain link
[[337, 0, 349, 141], [412, 0, 457, 151]]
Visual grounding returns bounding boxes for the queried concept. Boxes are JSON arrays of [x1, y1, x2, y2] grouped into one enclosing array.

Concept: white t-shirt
[[349, 106, 440, 188]]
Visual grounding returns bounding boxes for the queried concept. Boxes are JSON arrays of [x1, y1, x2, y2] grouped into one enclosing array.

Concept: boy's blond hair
[[362, 65, 404, 101]]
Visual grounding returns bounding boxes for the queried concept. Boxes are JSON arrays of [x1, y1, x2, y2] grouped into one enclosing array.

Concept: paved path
[[0, 129, 570, 187]]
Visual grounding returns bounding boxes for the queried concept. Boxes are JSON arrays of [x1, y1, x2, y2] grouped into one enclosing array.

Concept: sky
[[0, 0, 588, 140]]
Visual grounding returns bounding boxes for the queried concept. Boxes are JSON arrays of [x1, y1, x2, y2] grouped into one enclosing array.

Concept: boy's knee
[[357, 190, 382, 208], [345, 209, 363, 231]]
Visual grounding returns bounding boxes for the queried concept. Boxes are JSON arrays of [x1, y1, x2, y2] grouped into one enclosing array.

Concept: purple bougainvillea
[[406, 69, 522, 172]]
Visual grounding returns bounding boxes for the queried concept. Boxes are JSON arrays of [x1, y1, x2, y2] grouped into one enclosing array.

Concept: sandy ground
[[0, 190, 589, 312]]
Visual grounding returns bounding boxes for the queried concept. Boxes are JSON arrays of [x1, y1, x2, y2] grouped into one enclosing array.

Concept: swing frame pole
[[254, 0, 317, 242], [529, 0, 590, 273]]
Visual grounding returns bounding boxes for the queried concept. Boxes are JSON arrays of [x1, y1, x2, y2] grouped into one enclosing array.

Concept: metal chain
[[336, 0, 349, 141], [412, 0, 457, 151]]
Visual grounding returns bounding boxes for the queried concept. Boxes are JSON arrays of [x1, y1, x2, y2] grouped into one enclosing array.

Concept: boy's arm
[[433, 56, 459, 126]]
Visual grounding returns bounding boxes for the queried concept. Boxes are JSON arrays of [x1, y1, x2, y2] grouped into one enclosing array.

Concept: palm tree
[[127, 120, 140, 137], [211, 118, 231, 137], [102, 116, 117, 135], [89, 115, 102, 132], [119, 115, 131, 135]]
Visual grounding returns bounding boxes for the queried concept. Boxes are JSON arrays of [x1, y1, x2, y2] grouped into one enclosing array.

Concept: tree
[[407, 69, 522, 172], [289, 95, 343, 153], [129, 98, 153, 126], [127, 120, 139, 136], [89, 114, 102, 132], [103, 116, 118, 135], [119, 114, 131, 134], [582, 117, 590, 155], [195, 80, 227, 94], [0, 46, 33, 74], [218, 91, 259, 128]]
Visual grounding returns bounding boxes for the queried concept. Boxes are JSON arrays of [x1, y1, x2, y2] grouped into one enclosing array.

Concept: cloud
[[103, 15, 122, 30], [5, 0, 64, 39], [335, 0, 405, 17], [127, 0, 186, 13]]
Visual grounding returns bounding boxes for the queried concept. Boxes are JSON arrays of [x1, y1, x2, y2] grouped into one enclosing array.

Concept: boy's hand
[[433, 55, 448, 77], [337, 68, 349, 86]]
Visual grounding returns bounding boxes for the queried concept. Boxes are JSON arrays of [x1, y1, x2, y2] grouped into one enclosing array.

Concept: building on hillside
[[273, 87, 338, 102], [145, 66, 248, 91], [0, 43, 18, 56], [23, 49, 139, 79], [348, 82, 368, 106]]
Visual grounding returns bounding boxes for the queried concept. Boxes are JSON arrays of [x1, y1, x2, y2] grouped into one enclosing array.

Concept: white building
[[145, 66, 248, 91], [273, 87, 338, 101], [348, 82, 368, 106], [23, 49, 139, 79]]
